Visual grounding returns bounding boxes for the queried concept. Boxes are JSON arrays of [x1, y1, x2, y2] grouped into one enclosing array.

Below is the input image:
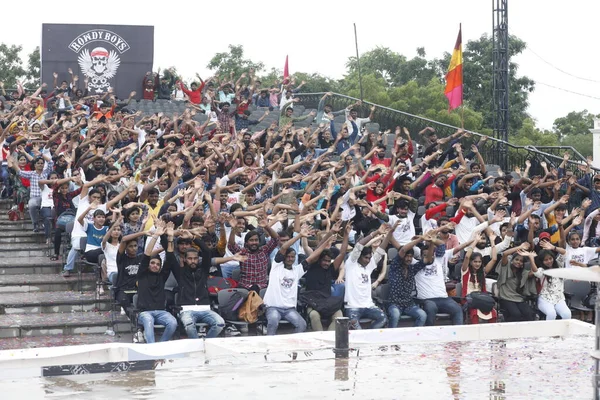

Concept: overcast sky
[[3, 0, 599, 131]]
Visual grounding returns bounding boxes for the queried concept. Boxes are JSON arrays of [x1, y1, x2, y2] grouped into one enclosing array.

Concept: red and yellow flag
[[444, 26, 463, 110]]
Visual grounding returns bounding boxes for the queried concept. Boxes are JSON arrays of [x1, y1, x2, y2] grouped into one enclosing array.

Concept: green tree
[[24, 46, 40, 88], [561, 134, 593, 158], [511, 118, 559, 147], [0, 43, 26, 88], [345, 46, 440, 88], [206, 45, 264, 80], [552, 110, 600, 139]]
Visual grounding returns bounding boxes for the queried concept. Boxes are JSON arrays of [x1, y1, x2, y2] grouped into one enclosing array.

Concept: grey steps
[[0, 230, 44, 238], [0, 291, 112, 314], [0, 312, 131, 338], [0, 235, 45, 244], [0, 273, 96, 292], [0, 332, 133, 349], [0, 256, 67, 275], [0, 222, 35, 230], [0, 246, 53, 258]]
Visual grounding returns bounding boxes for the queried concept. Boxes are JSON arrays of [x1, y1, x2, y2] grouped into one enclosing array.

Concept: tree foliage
[[0, 44, 26, 88], [206, 45, 264, 80], [552, 110, 600, 139], [25, 46, 40, 87]]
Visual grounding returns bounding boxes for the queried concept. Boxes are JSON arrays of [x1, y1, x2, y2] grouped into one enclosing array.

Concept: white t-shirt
[[341, 191, 356, 221], [344, 243, 385, 308], [564, 245, 598, 268], [102, 242, 119, 275], [388, 212, 416, 245], [263, 261, 306, 308], [455, 215, 480, 244], [222, 227, 246, 269], [72, 196, 107, 239], [415, 249, 453, 299], [421, 215, 437, 235], [40, 184, 54, 208]]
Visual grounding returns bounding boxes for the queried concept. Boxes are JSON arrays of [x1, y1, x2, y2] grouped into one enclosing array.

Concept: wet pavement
[[1, 335, 594, 400]]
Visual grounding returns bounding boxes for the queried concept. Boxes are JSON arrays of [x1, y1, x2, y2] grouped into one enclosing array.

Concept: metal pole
[[334, 317, 350, 358], [594, 283, 599, 400], [353, 23, 364, 102]]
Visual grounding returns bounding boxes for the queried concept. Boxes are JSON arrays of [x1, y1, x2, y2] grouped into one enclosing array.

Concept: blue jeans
[[266, 306, 307, 335], [108, 272, 118, 287], [179, 309, 225, 339], [345, 307, 387, 330], [0, 165, 10, 197], [331, 282, 345, 298], [28, 196, 41, 229], [64, 235, 81, 272], [388, 304, 427, 327], [422, 297, 464, 326], [138, 310, 178, 343], [221, 264, 239, 279], [40, 207, 53, 240]]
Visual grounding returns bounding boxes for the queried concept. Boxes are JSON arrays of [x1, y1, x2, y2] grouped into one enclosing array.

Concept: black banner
[[41, 23, 154, 101]]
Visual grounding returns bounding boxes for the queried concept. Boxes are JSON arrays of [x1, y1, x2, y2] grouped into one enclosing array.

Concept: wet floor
[[2, 335, 594, 400]]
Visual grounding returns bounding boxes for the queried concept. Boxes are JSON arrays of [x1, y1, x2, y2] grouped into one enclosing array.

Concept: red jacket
[[178, 81, 205, 104]]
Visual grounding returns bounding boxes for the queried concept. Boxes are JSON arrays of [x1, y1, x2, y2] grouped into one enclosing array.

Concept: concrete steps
[[0, 273, 96, 292], [0, 312, 131, 338], [0, 246, 53, 258], [0, 199, 133, 345], [0, 257, 71, 275], [0, 291, 112, 314], [0, 332, 132, 349]]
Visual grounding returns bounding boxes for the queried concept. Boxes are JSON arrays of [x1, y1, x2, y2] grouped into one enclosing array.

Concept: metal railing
[[296, 92, 598, 176]]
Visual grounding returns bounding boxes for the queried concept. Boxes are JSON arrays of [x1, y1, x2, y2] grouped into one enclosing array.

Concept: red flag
[[283, 55, 289, 84]]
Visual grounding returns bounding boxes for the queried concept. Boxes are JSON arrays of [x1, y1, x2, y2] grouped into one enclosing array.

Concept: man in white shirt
[[263, 234, 308, 335], [455, 199, 486, 244], [344, 225, 393, 330], [415, 240, 466, 326], [345, 104, 375, 133]]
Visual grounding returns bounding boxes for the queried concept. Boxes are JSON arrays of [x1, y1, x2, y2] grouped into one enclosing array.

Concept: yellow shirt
[[143, 199, 165, 231], [546, 213, 560, 244]]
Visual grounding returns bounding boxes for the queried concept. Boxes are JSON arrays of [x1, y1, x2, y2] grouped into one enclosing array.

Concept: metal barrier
[[295, 92, 598, 176]]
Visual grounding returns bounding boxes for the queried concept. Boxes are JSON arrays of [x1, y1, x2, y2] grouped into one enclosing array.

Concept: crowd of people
[[0, 67, 598, 344]]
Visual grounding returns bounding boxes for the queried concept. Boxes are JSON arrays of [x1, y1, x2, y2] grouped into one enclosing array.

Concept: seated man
[[415, 234, 469, 326], [171, 234, 247, 339], [387, 235, 432, 327], [344, 224, 394, 330], [303, 224, 348, 331], [136, 223, 178, 343], [263, 231, 311, 335]]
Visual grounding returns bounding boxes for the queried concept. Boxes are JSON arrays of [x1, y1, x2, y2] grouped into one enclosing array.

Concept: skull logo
[[90, 47, 109, 74]]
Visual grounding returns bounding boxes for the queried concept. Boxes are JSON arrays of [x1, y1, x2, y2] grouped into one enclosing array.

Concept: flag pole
[[460, 23, 465, 130], [354, 23, 364, 102]]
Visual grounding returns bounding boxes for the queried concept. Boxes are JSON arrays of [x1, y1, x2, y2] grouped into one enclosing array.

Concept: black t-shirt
[[116, 252, 142, 291], [304, 262, 337, 297]]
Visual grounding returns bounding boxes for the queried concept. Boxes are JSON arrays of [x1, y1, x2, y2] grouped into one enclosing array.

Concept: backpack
[[468, 292, 496, 314], [299, 290, 344, 318], [238, 290, 264, 323], [207, 276, 238, 295], [220, 291, 246, 321]]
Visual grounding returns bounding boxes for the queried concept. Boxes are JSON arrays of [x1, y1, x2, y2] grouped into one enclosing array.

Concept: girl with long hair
[[461, 234, 498, 323]]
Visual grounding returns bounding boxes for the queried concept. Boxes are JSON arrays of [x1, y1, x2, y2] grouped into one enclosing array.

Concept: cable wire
[[536, 82, 600, 101]]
